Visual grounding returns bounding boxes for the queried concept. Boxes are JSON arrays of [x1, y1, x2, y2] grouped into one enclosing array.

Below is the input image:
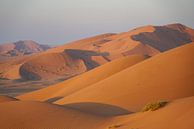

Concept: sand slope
[[53, 43, 194, 112], [19, 52, 87, 80], [106, 96, 194, 129], [0, 101, 107, 129], [17, 55, 147, 101], [0, 55, 30, 79], [0, 96, 194, 129]]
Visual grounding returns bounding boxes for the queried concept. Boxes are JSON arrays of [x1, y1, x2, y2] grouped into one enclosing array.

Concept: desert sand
[[0, 96, 194, 129], [18, 55, 147, 101], [52, 42, 194, 112], [0, 23, 194, 129], [1, 23, 193, 82]]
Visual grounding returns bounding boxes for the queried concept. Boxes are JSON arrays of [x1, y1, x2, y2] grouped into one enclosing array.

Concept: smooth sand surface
[[0, 23, 194, 129], [0, 96, 194, 129], [54, 43, 194, 112], [0, 101, 108, 129], [17, 55, 147, 101], [106, 96, 194, 129]]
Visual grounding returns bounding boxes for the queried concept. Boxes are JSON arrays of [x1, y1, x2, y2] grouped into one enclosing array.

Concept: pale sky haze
[[0, 0, 194, 45]]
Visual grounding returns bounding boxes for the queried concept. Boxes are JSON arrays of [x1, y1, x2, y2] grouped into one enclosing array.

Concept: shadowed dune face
[[132, 24, 194, 52], [65, 49, 110, 70], [19, 49, 111, 80], [19, 52, 87, 80], [63, 102, 131, 116]]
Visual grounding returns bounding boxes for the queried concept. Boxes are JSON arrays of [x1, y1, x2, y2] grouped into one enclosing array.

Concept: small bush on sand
[[141, 101, 168, 112], [108, 124, 123, 128]]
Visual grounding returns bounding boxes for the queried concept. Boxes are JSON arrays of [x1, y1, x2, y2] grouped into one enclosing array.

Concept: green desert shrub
[[141, 101, 168, 112]]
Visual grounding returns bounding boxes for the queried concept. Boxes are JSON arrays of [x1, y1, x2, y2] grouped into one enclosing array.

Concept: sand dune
[[0, 23, 194, 129], [17, 55, 147, 101], [131, 23, 194, 52], [0, 96, 194, 129], [53, 43, 194, 112], [1, 23, 194, 81], [19, 52, 87, 80], [17, 23, 194, 80], [0, 101, 107, 129], [0, 55, 30, 79], [106, 96, 194, 129]]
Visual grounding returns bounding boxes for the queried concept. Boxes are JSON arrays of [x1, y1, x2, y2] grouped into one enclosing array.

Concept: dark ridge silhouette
[[65, 49, 110, 70], [19, 63, 42, 80], [63, 102, 131, 116], [131, 25, 193, 52]]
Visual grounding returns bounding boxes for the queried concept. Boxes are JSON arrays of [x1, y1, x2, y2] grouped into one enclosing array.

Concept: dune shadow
[[19, 64, 42, 81], [65, 49, 110, 70], [63, 102, 131, 116], [131, 25, 192, 52], [45, 97, 64, 103]]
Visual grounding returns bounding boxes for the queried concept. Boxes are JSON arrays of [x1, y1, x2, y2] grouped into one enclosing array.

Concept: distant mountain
[[0, 40, 51, 56]]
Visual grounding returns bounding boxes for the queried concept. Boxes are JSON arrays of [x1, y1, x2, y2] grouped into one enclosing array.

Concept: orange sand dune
[[0, 101, 107, 129], [106, 96, 194, 129], [0, 96, 194, 129], [1, 23, 194, 81], [0, 55, 30, 79], [53, 43, 194, 112], [17, 23, 194, 80], [46, 33, 116, 53], [20, 52, 87, 80], [47, 25, 160, 59], [47, 23, 194, 59], [0, 95, 18, 103], [17, 55, 147, 101]]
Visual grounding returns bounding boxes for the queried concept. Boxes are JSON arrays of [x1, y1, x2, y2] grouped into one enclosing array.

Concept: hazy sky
[[0, 0, 194, 45]]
